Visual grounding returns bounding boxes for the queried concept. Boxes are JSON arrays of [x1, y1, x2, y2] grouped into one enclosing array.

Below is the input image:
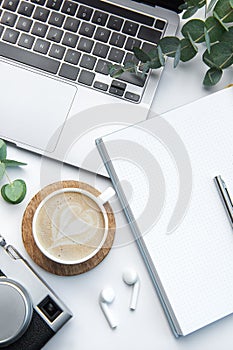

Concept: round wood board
[[22, 181, 116, 276]]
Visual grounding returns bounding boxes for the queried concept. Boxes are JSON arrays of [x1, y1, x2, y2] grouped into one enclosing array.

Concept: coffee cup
[[32, 187, 115, 265]]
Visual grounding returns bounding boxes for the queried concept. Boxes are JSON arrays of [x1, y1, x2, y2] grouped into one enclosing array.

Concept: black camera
[[0, 235, 72, 349]]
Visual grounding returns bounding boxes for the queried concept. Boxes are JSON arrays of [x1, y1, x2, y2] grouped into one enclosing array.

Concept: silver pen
[[214, 175, 233, 229]]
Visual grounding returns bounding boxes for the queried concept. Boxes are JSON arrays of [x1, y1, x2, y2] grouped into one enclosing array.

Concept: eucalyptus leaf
[[221, 27, 233, 48], [0, 163, 6, 181], [203, 42, 233, 68], [1, 159, 27, 167], [182, 19, 205, 43], [1, 179, 27, 204], [180, 38, 198, 61], [158, 45, 165, 66], [187, 32, 199, 52], [0, 139, 7, 161], [133, 47, 151, 63], [110, 66, 124, 78], [230, 0, 233, 7], [159, 37, 180, 57], [204, 26, 211, 53], [213, 10, 229, 30], [203, 67, 223, 85], [213, 0, 233, 22], [207, 0, 219, 13], [147, 48, 162, 69], [183, 6, 199, 19], [124, 61, 137, 73], [174, 44, 181, 68], [205, 16, 226, 43]]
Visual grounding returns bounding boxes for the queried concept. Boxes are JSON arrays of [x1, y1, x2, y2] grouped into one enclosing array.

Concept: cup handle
[[98, 187, 116, 204]]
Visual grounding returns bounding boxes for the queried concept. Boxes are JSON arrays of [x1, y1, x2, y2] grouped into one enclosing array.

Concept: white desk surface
[[2, 17, 233, 350]]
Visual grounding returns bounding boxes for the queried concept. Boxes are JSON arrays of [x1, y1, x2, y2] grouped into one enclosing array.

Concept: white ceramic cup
[[32, 187, 115, 265]]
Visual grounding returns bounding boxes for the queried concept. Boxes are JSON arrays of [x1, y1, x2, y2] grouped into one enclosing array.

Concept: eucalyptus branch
[[110, 0, 233, 86]]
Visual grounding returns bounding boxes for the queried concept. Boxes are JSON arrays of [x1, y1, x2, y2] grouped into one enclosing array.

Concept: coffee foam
[[35, 191, 105, 262]]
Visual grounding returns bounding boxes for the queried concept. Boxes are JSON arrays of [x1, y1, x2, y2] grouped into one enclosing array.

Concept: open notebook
[[96, 87, 233, 337]]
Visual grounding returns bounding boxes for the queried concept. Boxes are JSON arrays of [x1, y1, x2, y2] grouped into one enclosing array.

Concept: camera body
[[0, 236, 72, 349]]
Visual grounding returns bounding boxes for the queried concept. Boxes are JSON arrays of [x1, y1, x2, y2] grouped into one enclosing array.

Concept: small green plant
[[110, 0, 233, 86], [0, 139, 27, 204]]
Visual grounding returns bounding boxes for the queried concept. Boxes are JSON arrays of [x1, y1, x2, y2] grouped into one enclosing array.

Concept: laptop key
[[34, 38, 50, 54], [16, 17, 33, 32], [1, 11, 17, 27], [125, 37, 141, 51], [64, 17, 80, 32], [125, 91, 140, 102], [138, 26, 162, 44], [111, 80, 126, 90], [95, 59, 109, 75], [48, 12, 65, 27], [59, 63, 80, 80], [94, 81, 108, 91], [31, 0, 46, 5], [77, 5, 93, 21], [47, 27, 63, 42], [122, 21, 139, 36], [62, 32, 79, 48], [2, 0, 19, 12], [108, 48, 124, 63], [124, 52, 139, 65], [110, 32, 126, 48], [49, 43, 65, 59], [46, 0, 63, 11], [79, 22, 95, 38], [18, 1, 34, 17], [64, 49, 81, 65], [92, 11, 108, 26], [0, 41, 60, 73], [93, 42, 109, 58], [78, 69, 95, 86], [80, 54, 96, 70], [109, 86, 124, 97], [155, 19, 166, 30], [142, 42, 156, 53], [77, 37, 94, 53], [61, 1, 78, 16], [33, 6, 49, 22], [3, 27, 19, 43], [18, 33, 35, 48], [31, 22, 48, 37], [107, 16, 123, 31], [94, 27, 110, 43], [117, 71, 146, 87]]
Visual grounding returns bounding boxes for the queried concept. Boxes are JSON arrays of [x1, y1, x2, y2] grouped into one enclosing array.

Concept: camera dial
[[0, 278, 33, 347]]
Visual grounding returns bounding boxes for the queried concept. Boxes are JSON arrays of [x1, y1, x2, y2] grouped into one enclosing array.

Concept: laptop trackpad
[[0, 61, 77, 153]]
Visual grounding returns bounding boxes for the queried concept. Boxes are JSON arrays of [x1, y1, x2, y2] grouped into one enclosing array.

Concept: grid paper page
[[101, 88, 233, 335]]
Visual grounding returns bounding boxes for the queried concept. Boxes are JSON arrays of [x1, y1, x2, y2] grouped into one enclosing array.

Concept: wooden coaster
[[22, 181, 116, 276]]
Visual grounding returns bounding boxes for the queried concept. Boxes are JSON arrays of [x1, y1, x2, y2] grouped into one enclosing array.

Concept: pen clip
[[214, 175, 233, 229]]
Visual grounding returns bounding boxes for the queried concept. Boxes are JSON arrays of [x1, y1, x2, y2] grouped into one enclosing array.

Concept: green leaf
[[147, 48, 162, 69], [178, 2, 188, 10], [1, 159, 27, 167], [174, 44, 181, 68], [0, 163, 6, 181], [1, 179, 27, 204], [187, 32, 198, 52], [207, 0, 218, 13], [230, 0, 233, 7], [213, 0, 233, 22], [0, 139, 7, 161], [204, 26, 211, 53], [203, 42, 233, 68], [221, 27, 233, 48], [213, 10, 229, 30], [182, 19, 206, 43], [182, 6, 199, 18], [203, 67, 223, 85], [109, 65, 124, 78], [158, 45, 165, 66], [133, 47, 151, 63], [180, 38, 198, 61], [205, 16, 226, 43], [159, 37, 180, 57]]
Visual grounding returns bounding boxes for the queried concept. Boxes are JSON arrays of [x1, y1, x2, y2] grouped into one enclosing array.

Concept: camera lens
[[38, 295, 62, 322]]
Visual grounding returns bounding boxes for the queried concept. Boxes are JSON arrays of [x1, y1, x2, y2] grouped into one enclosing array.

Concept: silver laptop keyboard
[[0, 0, 167, 103]]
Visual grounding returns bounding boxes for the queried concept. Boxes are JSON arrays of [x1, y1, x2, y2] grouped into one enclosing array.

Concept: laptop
[[0, 0, 183, 175]]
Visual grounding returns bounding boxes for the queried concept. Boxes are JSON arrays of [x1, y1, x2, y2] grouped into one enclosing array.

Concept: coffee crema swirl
[[35, 191, 105, 262]]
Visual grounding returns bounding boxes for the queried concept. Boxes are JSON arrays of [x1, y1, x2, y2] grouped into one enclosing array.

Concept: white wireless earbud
[[123, 269, 140, 311], [99, 287, 118, 329]]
